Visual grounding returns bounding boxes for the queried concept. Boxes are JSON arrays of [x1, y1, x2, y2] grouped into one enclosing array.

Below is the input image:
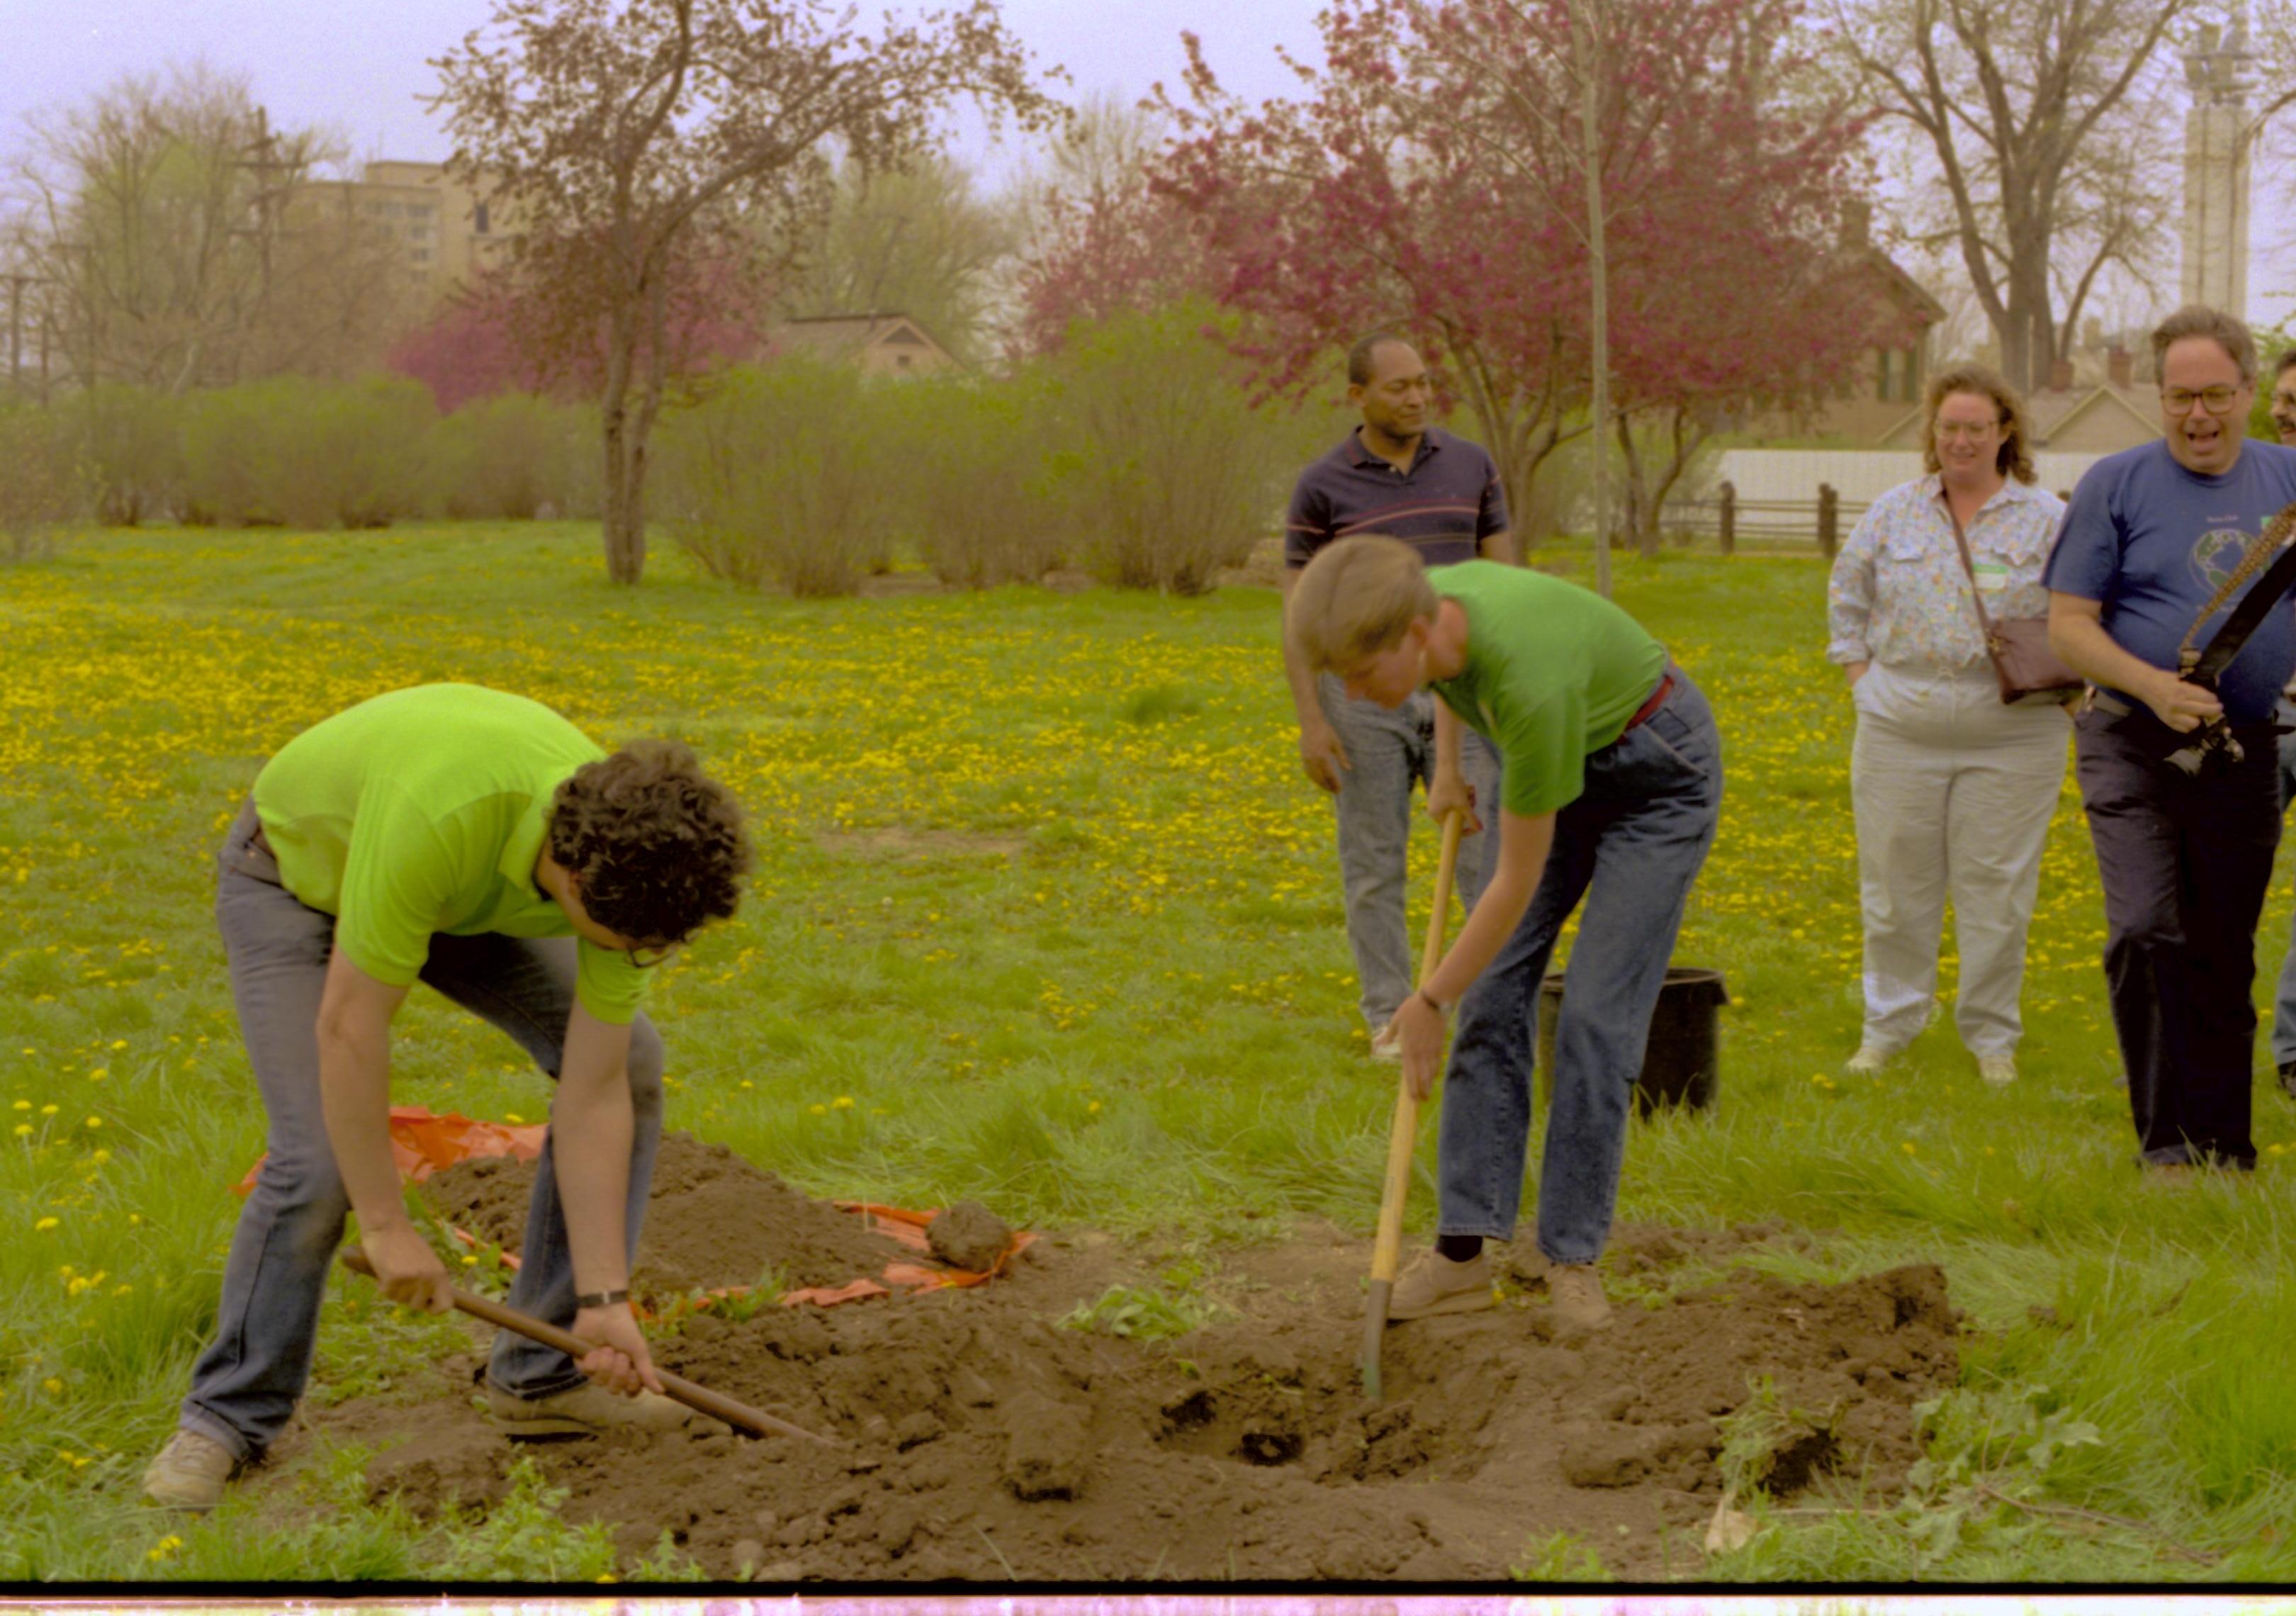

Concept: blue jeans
[[1319, 675, 1502, 1031], [2274, 695, 2296, 1069], [181, 803, 665, 1463], [1436, 670, 1723, 1264]]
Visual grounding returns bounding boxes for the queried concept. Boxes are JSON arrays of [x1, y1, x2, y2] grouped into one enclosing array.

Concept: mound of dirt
[[422, 1131, 907, 1298], [283, 1141, 1961, 1581]]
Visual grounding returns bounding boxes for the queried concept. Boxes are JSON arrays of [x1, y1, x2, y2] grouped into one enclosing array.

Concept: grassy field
[[7, 521, 2296, 1581]]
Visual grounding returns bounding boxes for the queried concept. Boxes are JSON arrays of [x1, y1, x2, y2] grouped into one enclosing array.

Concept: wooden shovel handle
[[339, 1245, 835, 1446], [1368, 807, 1466, 1287]]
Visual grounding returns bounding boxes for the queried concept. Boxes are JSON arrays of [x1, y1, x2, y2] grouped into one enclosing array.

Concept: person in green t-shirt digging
[[142, 684, 753, 1511], [1289, 537, 1722, 1334]]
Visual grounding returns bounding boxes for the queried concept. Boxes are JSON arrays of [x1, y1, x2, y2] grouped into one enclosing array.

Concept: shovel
[[1360, 804, 1466, 1401], [339, 1245, 836, 1446]]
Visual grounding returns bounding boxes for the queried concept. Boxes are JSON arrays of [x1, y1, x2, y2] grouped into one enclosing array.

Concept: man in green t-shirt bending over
[[143, 684, 752, 1510], [1290, 537, 1721, 1333]]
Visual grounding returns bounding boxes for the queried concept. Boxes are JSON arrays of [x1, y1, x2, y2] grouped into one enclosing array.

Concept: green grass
[[8, 520, 2296, 1578]]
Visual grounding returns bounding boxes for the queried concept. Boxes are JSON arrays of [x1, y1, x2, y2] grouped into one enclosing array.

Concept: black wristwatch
[[575, 1288, 631, 1309]]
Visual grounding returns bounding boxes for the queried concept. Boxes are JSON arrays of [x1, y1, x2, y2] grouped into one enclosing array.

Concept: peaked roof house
[[771, 313, 959, 376], [1877, 346, 2161, 455]]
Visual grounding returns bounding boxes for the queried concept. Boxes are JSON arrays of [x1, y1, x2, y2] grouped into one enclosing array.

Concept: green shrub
[[655, 358, 895, 595], [1041, 300, 1298, 595], [182, 376, 437, 529], [434, 394, 600, 520], [56, 383, 182, 525], [0, 405, 84, 561], [881, 371, 1068, 588]]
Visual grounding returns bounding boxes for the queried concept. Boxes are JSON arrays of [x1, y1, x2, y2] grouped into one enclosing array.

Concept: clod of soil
[[269, 1140, 1963, 1581], [927, 1200, 1013, 1272], [423, 1131, 909, 1298]]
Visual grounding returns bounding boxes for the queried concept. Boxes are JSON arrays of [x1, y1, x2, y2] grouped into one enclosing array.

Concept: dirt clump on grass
[[286, 1141, 1960, 1581], [423, 1131, 907, 1298]]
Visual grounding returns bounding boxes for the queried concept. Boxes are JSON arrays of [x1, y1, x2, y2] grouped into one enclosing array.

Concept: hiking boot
[[487, 1380, 728, 1439], [142, 1427, 237, 1511], [1386, 1247, 1494, 1321], [1546, 1264, 1612, 1335], [1977, 1053, 2016, 1087]]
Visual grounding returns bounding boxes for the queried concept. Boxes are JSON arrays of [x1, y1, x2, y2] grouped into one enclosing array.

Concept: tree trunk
[[599, 304, 647, 585], [1616, 413, 1657, 559], [1575, 0, 1613, 598]]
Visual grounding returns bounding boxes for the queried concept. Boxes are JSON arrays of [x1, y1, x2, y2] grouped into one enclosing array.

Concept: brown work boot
[[142, 1427, 239, 1510], [488, 1380, 728, 1439], [1546, 1263, 1612, 1336], [1387, 1247, 1495, 1321]]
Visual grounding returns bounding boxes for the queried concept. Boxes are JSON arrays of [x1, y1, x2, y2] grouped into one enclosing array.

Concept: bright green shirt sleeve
[[575, 941, 646, 1026], [1491, 690, 1587, 819]]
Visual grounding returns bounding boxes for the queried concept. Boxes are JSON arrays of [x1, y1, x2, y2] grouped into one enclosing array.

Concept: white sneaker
[[1978, 1054, 2016, 1087], [1844, 1044, 1892, 1075], [1370, 1025, 1402, 1062]]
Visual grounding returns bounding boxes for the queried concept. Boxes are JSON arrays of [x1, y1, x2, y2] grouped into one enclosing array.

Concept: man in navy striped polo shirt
[[1281, 332, 1514, 1057]]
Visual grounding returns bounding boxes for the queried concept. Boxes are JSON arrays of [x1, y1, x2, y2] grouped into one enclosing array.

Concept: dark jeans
[[181, 802, 665, 1463], [2073, 705, 2278, 1169], [1436, 668, 1723, 1264]]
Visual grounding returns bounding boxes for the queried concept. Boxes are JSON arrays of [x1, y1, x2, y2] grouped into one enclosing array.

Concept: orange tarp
[[235, 1109, 1028, 1308]]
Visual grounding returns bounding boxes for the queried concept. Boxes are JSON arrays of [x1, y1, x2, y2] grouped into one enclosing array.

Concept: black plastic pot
[[1535, 965, 1729, 1117]]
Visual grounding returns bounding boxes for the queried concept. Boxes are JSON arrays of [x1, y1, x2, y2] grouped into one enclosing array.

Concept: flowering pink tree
[[1153, 0, 1891, 554]]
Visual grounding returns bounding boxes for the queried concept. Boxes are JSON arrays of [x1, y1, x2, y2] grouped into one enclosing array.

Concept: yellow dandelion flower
[[13, 1124, 30, 1138], [34, 1216, 58, 1231], [504, 1112, 524, 1124], [1901, 1141, 1918, 1156], [84, 1116, 102, 1130], [11, 1100, 28, 1111], [108, 1041, 125, 1051], [39, 1104, 57, 1116], [808, 1103, 828, 1116], [41, 1377, 62, 1396], [832, 1096, 854, 1109]]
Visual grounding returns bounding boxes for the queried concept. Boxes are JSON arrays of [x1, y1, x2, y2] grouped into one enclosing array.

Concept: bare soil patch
[[261, 1134, 1959, 1581]]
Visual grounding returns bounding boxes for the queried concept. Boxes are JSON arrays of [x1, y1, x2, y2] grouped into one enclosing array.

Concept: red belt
[[1623, 670, 1675, 732]]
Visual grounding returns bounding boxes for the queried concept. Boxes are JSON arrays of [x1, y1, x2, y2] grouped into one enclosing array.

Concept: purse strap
[[1942, 493, 1998, 643]]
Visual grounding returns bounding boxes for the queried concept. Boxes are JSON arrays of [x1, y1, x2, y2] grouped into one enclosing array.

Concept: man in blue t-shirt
[[2044, 306, 2296, 1175], [1281, 332, 1512, 1057]]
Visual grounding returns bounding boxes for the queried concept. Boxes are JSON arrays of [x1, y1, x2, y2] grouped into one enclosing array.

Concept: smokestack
[[2049, 358, 2075, 392], [2108, 346, 2132, 387]]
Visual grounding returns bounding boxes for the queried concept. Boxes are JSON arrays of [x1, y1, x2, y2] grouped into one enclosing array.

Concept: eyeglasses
[[2161, 385, 2243, 415], [1933, 420, 2001, 441]]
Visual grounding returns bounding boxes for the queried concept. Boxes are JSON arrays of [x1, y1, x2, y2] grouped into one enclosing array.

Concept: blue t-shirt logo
[[2190, 527, 2256, 594]]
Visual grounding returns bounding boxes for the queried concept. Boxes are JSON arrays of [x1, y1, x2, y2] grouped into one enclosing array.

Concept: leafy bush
[[0, 405, 84, 561], [434, 393, 600, 520], [56, 384, 182, 525], [1040, 300, 1298, 595], [655, 358, 896, 595], [882, 371, 1068, 588], [181, 376, 439, 529]]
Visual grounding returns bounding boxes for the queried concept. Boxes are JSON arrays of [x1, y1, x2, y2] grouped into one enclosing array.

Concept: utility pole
[[2, 271, 28, 400]]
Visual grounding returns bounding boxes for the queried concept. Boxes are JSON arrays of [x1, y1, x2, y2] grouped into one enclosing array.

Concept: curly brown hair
[[1919, 363, 2038, 485], [546, 739, 750, 946]]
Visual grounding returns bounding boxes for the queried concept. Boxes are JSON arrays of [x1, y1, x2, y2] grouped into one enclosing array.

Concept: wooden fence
[[1657, 482, 1872, 557]]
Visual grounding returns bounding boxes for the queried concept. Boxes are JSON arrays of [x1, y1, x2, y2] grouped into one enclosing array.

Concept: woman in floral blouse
[[1826, 364, 2069, 1086]]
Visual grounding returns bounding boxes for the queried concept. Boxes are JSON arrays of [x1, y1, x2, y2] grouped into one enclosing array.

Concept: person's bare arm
[[1426, 700, 1482, 834], [1478, 527, 1518, 567], [551, 1005, 664, 1396], [1387, 804, 1555, 1099], [2048, 592, 2221, 731], [1281, 568, 1349, 792], [315, 949, 441, 1310]]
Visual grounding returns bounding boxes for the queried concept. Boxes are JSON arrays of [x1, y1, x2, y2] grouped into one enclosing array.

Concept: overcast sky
[[1, 0, 1326, 181], [6, 0, 2288, 332]]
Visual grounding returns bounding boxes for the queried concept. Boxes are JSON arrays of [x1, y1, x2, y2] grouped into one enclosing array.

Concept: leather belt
[[1623, 670, 1675, 732]]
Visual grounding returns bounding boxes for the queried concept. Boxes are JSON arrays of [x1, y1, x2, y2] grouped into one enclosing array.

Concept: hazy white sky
[[0, 0, 1327, 179], [6, 0, 2287, 332]]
